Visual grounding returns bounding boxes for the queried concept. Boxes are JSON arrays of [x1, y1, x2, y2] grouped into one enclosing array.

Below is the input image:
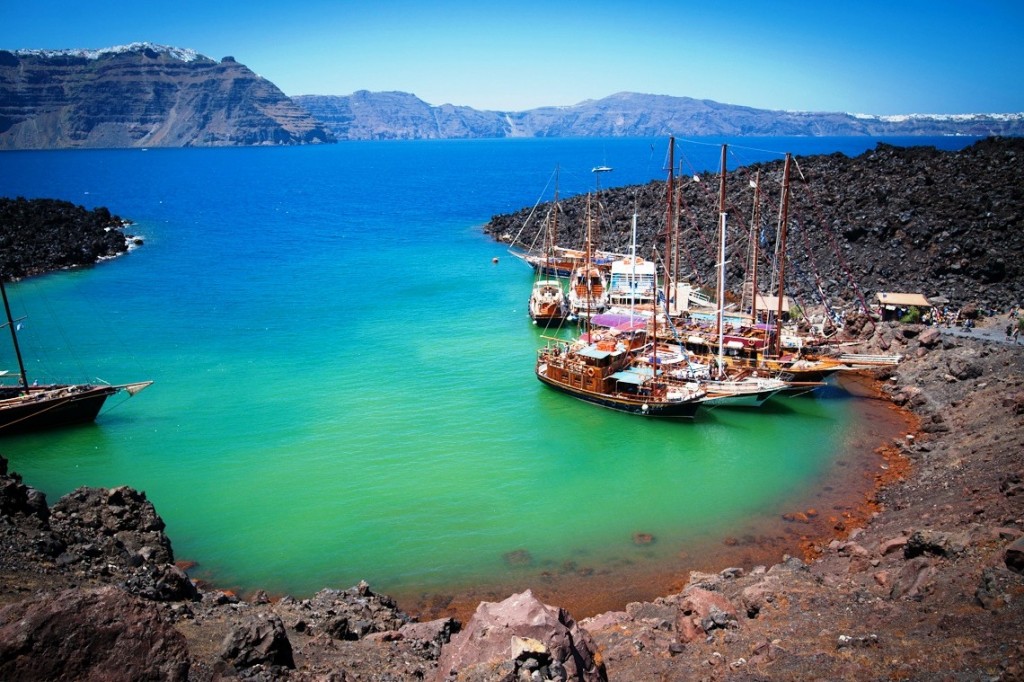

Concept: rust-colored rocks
[[434, 589, 606, 682], [675, 587, 739, 644]]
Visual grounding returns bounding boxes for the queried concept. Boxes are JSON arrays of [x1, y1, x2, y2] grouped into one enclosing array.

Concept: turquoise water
[[0, 137, 968, 614]]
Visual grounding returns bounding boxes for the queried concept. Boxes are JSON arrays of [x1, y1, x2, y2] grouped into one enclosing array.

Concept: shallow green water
[[0, 138, 931, 614]]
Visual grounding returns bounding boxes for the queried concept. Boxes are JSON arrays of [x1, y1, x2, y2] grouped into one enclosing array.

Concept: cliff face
[[294, 90, 1024, 140], [292, 91, 508, 140], [0, 44, 335, 149]]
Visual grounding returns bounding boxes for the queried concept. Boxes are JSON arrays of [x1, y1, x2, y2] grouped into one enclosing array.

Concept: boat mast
[[584, 193, 594, 329], [748, 170, 762, 326], [0, 278, 31, 392], [664, 136, 675, 308], [629, 202, 638, 317], [552, 166, 559, 248], [773, 153, 793, 358], [716, 144, 728, 378]]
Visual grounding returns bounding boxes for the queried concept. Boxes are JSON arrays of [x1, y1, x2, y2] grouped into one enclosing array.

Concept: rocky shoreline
[[1, 318, 1022, 680], [0, 197, 140, 280]]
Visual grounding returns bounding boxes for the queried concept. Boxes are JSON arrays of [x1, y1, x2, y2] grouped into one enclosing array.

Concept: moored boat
[[536, 338, 705, 417], [529, 279, 568, 325], [1, 277, 151, 435]]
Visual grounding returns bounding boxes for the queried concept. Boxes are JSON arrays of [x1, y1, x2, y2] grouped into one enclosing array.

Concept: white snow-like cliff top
[[14, 42, 204, 62], [849, 112, 1024, 122]]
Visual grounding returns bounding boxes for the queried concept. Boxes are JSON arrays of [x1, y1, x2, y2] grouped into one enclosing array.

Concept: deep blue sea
[[0, 136, 976, 617]]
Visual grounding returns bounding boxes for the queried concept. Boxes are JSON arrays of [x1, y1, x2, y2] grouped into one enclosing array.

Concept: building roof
[[876, 292, 932, 308], [755, 294, 790, 312]]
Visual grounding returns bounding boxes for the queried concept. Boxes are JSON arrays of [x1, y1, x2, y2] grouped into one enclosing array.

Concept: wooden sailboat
[[567, 195, 609, 320], [528, 179, 568, 325], [0, 278, 152, 434], [537, 154, 705, 417], [535, 332, 705, 418], [508, 167, 619, 278]]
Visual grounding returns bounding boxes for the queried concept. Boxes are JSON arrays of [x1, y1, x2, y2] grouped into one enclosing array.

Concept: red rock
[[676, 587, 739, 643], [878, 536, 909, 555], [434, 590, 606, 681]]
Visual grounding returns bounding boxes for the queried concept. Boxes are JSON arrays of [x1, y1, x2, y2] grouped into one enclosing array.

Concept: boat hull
[[536, 370, 701, 418], [700, 387, 780, 407], [0, 385, 119, 434]]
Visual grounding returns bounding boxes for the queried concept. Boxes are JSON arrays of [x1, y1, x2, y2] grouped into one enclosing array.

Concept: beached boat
[[0, 278, 151, 434]]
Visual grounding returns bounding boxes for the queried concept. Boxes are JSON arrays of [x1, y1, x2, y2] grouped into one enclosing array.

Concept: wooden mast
[[0, 278, 31, 393], [773, 153, 792, 357], [664, 136, 675, 310], [748, 170, 762, 327], [716, 144, 728, 378], [583, 193, 593, 328], [550, 166, 559, 261]]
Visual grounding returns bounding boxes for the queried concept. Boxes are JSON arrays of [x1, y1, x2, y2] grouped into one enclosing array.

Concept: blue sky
[[5, 1, 1023, 115]]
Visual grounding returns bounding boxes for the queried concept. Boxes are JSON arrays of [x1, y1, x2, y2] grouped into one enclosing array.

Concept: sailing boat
[[528, 177, 568, 325], [535, 332, 705, 418], [535, 148, 705, 417], [0, 278, 152, 434], [507, 167, 618, 279], [660, 140, 791, 407], [567, 195, 609, 320]]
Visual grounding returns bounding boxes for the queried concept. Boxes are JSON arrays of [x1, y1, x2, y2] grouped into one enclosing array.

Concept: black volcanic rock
[[293, 90, 1024, 140], [0, 197, 136, 279], [0, 43, 335, 149], [486, 137, 1024, 312]]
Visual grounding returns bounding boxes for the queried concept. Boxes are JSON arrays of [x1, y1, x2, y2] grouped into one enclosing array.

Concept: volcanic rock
[[434, 589, 606, 682], [0, 586, 189, 681]]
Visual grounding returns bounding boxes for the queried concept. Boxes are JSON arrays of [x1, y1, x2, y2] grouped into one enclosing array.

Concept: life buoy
[[586, 367, 596, 377]]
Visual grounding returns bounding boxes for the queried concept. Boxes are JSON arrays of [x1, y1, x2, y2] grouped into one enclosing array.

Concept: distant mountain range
[[1, 44, 1021, 149], [294, 90, 1024, 140]]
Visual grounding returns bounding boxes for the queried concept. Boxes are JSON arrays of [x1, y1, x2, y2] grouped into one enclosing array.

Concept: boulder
[[878, 535, 909, 556], [50, 485, 174, 567], [219, 613, 295, 671], [904, 529, 968, 558], [434, 589, 606, 681], [123, 562, 198, 602], [397, 617, 460, 660], [676, 587, 739, 643], [0, 457, 48, 521], [1005, 536, 1024, 575], [947, 356, 983, 380], [890, 557, 936, 600], [918, 327, 942, 347], [0, 586, 189, 681]]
